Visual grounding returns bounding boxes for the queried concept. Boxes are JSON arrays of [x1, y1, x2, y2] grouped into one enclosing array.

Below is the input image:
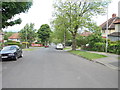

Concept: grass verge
[[23, 48, 37, 51], [64, 47, 72, 50], [68, 50, 107, 60]]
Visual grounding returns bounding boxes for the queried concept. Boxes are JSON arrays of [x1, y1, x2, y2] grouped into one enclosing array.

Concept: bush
[[82, 41, 120, 55], [108, 43, 120, 54], [35, 42, 41, 44], [94, 42, 105, 52], [21, 42, 30, 48]]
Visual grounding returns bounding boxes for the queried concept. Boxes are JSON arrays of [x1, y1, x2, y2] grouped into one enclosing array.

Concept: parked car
[[0, 45, 23, 60], [44, 45, 49, 48], [56, 43, 63, 50]]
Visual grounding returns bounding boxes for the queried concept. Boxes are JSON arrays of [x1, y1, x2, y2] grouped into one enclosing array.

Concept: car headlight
[[8, 53, 15, 56]]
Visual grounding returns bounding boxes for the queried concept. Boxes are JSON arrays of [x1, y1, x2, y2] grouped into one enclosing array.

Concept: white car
[[56, 43, 63, 50]]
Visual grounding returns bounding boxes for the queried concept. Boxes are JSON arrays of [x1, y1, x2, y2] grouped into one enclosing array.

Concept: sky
[[3, 0, 120, 32]]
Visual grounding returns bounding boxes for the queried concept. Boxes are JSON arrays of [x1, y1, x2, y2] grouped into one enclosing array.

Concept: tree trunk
[[72, 35, 76, 50]]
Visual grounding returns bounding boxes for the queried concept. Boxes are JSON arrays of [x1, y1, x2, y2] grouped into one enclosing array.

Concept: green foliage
[[2, 2, 32, 28], [37, 24, 52, 45], [19, 23, 37, 43], [52, 0, 110, 50], [4, 41, 22, 48], [21, 42, 29, 48], [76, 35, 88, 47], [82, 41, 120, 55], [4, 31, 15, 40]]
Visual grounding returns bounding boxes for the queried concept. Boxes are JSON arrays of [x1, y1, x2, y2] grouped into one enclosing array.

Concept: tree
[[51, 16, 72, 47], [37, 24, 52, 45], [19, 23, 36, 43], [52, 0, 110, 50], [4, 31, 15, 40], [2, 2, 32, 29]]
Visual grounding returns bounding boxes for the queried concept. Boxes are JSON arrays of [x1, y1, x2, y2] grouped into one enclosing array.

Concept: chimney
[[112, 13, 116, 18]]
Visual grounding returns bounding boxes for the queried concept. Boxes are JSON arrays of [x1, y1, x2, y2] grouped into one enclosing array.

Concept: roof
[[100, 14, 119, 30], [80, 31, 92, 36], [108, 32, 120, 37], [113, 18, 120, 24], [8, 33, 20, 39]]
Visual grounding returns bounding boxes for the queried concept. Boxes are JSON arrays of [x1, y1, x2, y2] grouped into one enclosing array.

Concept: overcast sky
[[3, 0, 120, 32]]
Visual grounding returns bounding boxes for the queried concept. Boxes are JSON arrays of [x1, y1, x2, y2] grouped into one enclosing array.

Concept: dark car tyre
[[19, 54, 23, 58], [14, 55, 18, 60]]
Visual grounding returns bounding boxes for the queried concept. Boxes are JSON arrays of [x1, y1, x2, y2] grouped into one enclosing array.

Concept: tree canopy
[[52, 0, 110, 50], [37, 24, 52, 45], [2, 2, 32, 29], [19, 23, 36, 43]]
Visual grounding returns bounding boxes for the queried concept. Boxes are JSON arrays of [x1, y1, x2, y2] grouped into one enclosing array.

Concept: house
[[100, 14, 118, 38], [108, 18, 120, 41], [8, 33, 20, 42], [80, 31, 92, 37], [100, 13, 120, 41]]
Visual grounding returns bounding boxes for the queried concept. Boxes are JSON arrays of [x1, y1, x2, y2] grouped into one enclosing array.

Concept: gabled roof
[[8, 33, 20, 39], [100, 14, 119, 30], [114, 18, 120, 24], [80, 31, 92, 36]]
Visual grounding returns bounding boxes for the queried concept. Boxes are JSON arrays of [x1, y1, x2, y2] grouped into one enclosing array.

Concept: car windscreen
[[2, 46, 16, 51]]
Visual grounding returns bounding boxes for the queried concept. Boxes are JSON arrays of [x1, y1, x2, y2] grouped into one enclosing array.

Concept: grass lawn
[[68, 50, 107, 60]]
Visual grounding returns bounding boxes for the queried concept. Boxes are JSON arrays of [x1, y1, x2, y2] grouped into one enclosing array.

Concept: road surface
[[2, 47, 118, 88]]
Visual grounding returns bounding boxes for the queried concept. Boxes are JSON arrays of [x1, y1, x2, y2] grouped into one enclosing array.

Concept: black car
[[0, 45, 23, 60]]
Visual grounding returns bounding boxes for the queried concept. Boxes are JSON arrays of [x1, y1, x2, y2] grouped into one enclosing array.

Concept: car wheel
[[20, 54, 23, 58], [14, 55, 18, 60]]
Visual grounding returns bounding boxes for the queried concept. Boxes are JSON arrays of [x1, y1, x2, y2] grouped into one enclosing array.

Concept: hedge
[[82, 42, 120, 55], [4, 42, 22, 48]]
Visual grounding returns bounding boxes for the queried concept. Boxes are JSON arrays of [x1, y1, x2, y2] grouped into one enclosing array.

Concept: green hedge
[[107, 44, 120, 54], [4, 42, 22, 48], [82, 42, 120, 55]]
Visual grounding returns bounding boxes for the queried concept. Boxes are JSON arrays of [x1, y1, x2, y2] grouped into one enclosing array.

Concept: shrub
[[108, 43, 120, 54], [21, 42, 30, 48], [94, 42, 105, 52]]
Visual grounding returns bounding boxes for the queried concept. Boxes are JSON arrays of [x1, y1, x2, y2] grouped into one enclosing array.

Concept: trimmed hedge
[[4, 42, 22, 48], [82, 42, 120, 55]]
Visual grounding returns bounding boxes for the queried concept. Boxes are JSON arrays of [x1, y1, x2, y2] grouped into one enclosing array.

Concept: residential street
[[2, 47, 118, 88]]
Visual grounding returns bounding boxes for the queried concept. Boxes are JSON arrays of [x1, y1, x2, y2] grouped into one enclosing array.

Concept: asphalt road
[[2, 47, 118, 88]]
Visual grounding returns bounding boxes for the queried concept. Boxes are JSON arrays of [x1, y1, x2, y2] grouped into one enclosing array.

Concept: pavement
[[86, 51, 120, 71], [64, 48, 119, 70]]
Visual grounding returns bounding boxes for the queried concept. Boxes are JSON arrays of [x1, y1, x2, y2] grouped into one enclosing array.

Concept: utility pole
[[105, 4, 109, 53], [26, 29, 27, 48]]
